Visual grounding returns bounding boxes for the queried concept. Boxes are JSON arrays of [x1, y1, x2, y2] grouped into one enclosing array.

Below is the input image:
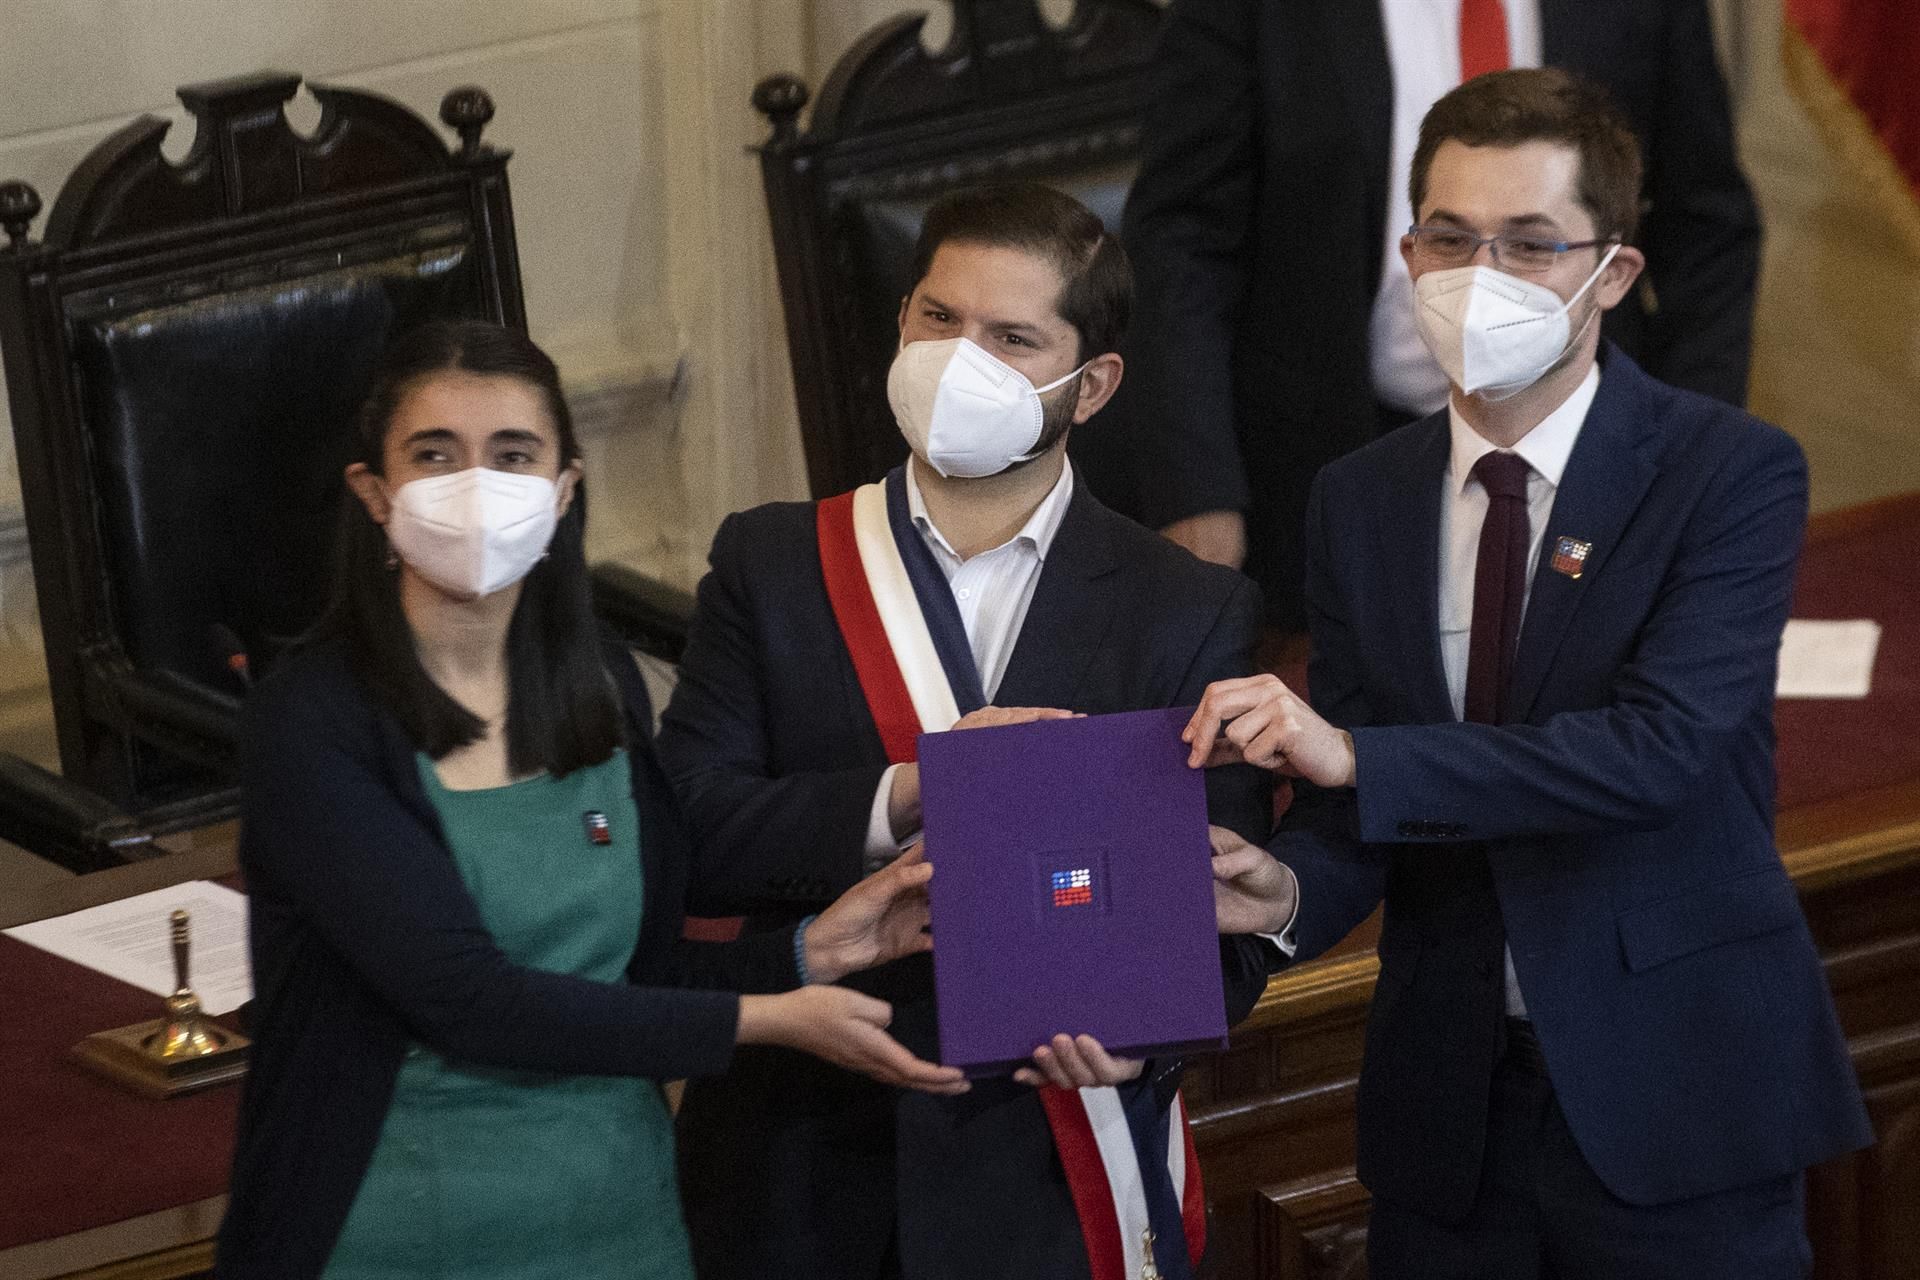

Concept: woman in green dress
[[216, 321, 966, 1280]]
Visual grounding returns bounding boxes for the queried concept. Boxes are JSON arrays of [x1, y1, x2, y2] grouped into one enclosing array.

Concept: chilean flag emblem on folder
[[1050, 868, 1094, 908]]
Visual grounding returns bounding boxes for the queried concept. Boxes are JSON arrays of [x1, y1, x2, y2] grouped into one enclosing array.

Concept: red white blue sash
[[818, 467, 1207, 1280]]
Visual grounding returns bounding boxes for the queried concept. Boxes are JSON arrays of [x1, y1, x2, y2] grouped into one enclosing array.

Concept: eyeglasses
[[1406, 225, 1619, 274]]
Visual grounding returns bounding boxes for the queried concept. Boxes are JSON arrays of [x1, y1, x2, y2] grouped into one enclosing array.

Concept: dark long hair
[[323, 320, 622, 776]]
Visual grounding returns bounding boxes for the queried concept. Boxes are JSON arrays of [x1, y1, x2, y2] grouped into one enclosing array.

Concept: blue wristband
[[793, 914, 820, 985]]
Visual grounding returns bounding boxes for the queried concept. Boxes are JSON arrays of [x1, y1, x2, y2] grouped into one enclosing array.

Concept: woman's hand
[[737, 987, 969, 1095], [1209, 824, 1298, 935], [803, 846, 934, 984], [1012, 1034, 1145, 1089]]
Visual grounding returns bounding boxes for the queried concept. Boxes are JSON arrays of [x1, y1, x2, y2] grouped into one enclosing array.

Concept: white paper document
[[4, 880, 252, 1014], [1777, 619, 1882, 699]]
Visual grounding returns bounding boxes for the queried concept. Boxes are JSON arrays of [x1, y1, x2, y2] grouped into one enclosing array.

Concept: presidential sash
[[817, 467, 1207, 1280]]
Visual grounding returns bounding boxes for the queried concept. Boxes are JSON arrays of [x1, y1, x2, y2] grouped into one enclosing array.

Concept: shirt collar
[[905, 458, 1075, 562], [1446, 363, 1600, 494]]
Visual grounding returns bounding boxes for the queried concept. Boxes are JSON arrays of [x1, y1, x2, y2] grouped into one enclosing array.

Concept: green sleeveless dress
[[320, 751, 695, 1280]]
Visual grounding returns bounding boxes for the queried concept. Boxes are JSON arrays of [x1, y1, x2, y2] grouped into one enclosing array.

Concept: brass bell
[[72, 908, 251, 1098], [147, 910, 230, 1058]]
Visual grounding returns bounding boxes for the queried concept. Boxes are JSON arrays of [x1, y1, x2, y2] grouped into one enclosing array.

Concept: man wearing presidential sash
[[660, 183, 1274, 1280]]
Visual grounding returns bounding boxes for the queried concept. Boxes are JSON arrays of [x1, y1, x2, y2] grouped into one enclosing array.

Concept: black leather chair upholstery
[[77, 255, 482, 688], [0, 72, 527, 867], [751, 0, 1159, 503]]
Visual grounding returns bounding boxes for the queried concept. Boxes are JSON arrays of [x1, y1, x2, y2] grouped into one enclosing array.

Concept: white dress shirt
[[1439, 364, 1599, 1012], [1369, 0, 1543, 416], [1439, 365, 1599, 717], [862, 462, 1077, 865]]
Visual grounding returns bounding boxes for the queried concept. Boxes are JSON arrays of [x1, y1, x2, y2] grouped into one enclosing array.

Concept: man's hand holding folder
[[1206, 824, 1299, 937]]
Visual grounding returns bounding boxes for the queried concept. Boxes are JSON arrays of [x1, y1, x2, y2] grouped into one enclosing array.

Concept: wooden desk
[[0, 837, 237, 1280]]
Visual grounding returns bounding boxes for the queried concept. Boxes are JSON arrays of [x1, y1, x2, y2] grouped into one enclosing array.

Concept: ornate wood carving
[[0, 181, 40, 249], [439, 85, 497, 160], [1255, 1171, 1371, 1280], [31, 73, 498, 251], [751, 75, 809, 145], [1800, 837, 1920, 1278], [808, 0, 1159, 137]]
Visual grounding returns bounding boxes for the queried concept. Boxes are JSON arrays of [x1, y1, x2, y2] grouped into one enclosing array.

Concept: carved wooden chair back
[[0, 72, 526, 814]]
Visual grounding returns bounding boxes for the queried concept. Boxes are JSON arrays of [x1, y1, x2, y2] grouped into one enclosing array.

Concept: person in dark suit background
[[1122, 0, 1761, 628], [1190, 70, 1868, 1278], [658, 183, 1275, 1280]]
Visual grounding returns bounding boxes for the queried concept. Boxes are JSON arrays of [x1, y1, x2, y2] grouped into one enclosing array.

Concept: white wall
[[814, 0, 933, 66]]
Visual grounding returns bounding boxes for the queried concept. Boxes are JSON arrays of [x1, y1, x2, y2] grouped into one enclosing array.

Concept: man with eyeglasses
[[1122, 0, 1759, 633], [1189, 69, 1869, 1278]]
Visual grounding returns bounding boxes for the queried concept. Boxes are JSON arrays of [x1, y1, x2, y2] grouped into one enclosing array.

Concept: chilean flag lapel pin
[[1550, 536, 1592, 579]]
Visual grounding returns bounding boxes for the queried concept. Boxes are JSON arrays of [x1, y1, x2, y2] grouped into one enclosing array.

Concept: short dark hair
[[1410, 68, 1644, 243], [906, 183, 1132, 361], [322, 320, 622, 777]]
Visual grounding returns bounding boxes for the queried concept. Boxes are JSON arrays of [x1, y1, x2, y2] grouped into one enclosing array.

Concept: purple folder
[[918, 707, 1227, 1076]]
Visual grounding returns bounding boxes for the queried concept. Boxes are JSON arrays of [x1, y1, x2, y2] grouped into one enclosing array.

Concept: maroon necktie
[[1459, 0, 1511, 81], [1464, 451, 1531, 725]]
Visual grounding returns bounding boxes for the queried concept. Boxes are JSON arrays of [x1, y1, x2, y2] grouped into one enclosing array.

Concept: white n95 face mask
[[385, 467, 560, 599], [887, 336, 1086, 478], [1413, 243, 1620, 399]]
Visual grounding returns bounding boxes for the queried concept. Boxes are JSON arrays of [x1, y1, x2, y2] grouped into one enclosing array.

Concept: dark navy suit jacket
[[1272, 346, 1872, 1221], [658, 481, 1274, 1280]]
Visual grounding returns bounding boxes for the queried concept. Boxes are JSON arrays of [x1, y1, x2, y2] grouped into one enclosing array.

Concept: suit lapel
[[992, 486, 1121, 709], [1376, 415, 1455, 724], [1508, 354, 1661, 722]]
